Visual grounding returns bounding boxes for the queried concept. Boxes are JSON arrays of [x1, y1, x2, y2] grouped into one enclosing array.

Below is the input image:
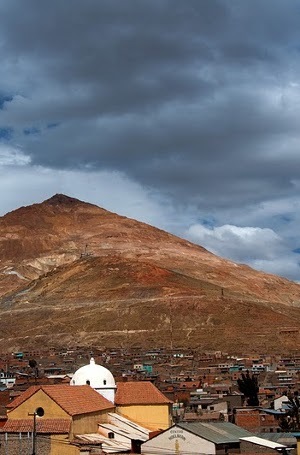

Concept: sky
[[0, 0, 300, 282]]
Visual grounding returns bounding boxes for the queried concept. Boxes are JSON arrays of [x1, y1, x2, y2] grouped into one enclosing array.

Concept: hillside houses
[[1, 346, 300, 442], [0, 348, 300, 455]]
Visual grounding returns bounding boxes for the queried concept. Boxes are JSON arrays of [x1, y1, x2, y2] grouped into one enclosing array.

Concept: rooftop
[[240, 436, 287, 450], [178, 421, 252, 444], [1, 418, 71, 434], [7, 384, 114, 416], [115, 381, 172, 405]]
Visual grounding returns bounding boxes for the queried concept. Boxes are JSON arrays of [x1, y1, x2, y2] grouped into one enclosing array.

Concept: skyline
[[0, 1, 300, 281]]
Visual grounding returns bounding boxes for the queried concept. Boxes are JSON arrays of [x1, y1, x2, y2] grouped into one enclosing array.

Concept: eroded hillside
[[0, 194, 300, 352]]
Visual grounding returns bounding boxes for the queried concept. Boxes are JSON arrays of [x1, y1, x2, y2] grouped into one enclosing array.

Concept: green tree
[[237, 371, 259, 406], [28, 358, 39, 378], [278, 391, 300, 431]]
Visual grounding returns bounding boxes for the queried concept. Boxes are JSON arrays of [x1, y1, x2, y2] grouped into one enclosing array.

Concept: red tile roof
[[7, 385, 115, 416], [115, 381, 173, 405], [6, 385, 40, 409], [0, 418, 71, 434]]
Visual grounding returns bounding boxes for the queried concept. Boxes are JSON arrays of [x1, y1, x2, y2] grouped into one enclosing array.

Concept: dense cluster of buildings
[[0, 347, 300, 454]]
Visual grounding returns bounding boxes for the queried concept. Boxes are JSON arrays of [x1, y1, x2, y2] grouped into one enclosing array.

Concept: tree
[[278, 391, 300, 431], [28, 358, 39, 378], [237, 370, 259, 406], [28, 359, 37, 369]]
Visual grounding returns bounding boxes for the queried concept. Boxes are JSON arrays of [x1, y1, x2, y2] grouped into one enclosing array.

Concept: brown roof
[[7, 385, 115, 416], [7, 385, 40, 409], [180, 381, 200, 389], [115, 381, 172, 405], [0, 418, 71, 434]]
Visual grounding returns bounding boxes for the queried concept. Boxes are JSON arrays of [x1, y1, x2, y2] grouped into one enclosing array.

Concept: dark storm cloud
[[1, 0, 300, 279], [17, 83, 300, 209], [1, 0, 300, 210]]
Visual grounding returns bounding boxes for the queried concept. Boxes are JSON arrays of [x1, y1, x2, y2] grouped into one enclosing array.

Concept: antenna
[[169, 301, 173, 353], [80, 243, 92, 258]]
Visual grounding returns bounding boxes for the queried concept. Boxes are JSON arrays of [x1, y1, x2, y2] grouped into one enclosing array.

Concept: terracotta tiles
[[43, 385, 114, 416], [115, 381, 172, 405], [1, 418, 70, 433], [8, 385, 115, 416], [6, 385, 40, 409]]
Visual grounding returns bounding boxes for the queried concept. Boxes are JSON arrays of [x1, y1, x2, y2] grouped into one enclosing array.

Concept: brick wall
[[234, 409, 279, 432]]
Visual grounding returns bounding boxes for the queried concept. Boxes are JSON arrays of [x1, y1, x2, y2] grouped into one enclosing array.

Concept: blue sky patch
[[201, 217, 216, 229], [0, 95, 13, 110], [23, 127, 40, 136], [47, 122, 60, 129], [293, 248, 300, 254], [275, 214, 292, 223], [0, 127, 13, 140]]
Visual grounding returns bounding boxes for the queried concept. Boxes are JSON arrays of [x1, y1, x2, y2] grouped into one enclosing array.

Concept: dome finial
[[71, 357, 116, 402]]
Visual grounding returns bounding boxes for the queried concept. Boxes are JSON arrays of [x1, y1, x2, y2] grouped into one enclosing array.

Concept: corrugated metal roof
[[256, 433, 297, 446], [99, 423, 148, 441], [178, 421, 252, 444], [240, 436, 287, 449], [108, 412, 149, 437], [75, 433, 131, 453]]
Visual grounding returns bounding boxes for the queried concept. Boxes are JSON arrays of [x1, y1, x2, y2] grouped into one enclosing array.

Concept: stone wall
[[0, 433, 51, 455]]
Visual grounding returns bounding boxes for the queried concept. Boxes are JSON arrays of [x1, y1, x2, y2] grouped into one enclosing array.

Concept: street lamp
[[28, 407, 44, 455]]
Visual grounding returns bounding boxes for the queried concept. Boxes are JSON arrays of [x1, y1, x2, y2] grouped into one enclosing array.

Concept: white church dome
[[71, 358, 116, 402]]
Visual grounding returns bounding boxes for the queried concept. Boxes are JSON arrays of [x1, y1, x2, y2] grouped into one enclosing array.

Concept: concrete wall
[[7, 389, 69, 420], [72, 409, 109, 435], [142, 426, 216, 455], [116, 404, 172, 430], [274, 395, 288, 411], [50, 435, 81, 455], [240, 440, 284, 454]]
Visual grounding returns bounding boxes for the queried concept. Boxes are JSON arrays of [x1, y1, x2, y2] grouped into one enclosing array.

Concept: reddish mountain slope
[[0, 194, 300, 352]]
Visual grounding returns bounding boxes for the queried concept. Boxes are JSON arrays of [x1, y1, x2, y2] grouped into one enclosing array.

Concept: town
[[1, 346, 300, 454]]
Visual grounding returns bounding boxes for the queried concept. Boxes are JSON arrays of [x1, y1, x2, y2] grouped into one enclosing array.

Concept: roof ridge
[[40, 385, 72, 416], [115, 380, 172, 405], [7, 385, 41, 411]]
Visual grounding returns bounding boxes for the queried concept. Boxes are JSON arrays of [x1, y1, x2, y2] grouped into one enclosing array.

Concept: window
[[103, 380, 106, 385]]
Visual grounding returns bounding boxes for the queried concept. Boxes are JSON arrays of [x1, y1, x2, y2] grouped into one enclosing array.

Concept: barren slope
[[0, 194, 300, 352]]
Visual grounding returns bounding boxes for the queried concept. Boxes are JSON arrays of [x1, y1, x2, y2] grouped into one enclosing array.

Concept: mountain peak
[[44, 194, 85, 206], [0, 195, 300, 353]]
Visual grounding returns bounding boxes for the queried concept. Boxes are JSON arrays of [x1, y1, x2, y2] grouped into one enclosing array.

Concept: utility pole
[[32, 411, 37, 455], [28, 407, 44, 455]]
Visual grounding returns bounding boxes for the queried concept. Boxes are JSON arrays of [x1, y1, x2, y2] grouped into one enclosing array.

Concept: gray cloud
[[0, 1, 300, 279]]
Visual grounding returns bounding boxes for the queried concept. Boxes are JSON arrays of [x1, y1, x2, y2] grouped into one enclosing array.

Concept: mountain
[[0, 194, 300, 353]]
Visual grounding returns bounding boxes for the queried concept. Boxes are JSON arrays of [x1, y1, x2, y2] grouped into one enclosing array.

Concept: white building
[[0, 372, 15, 388], [274, 395, 289, 411], [71, 357, 116, 402], [142, 421, 252, 455]]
